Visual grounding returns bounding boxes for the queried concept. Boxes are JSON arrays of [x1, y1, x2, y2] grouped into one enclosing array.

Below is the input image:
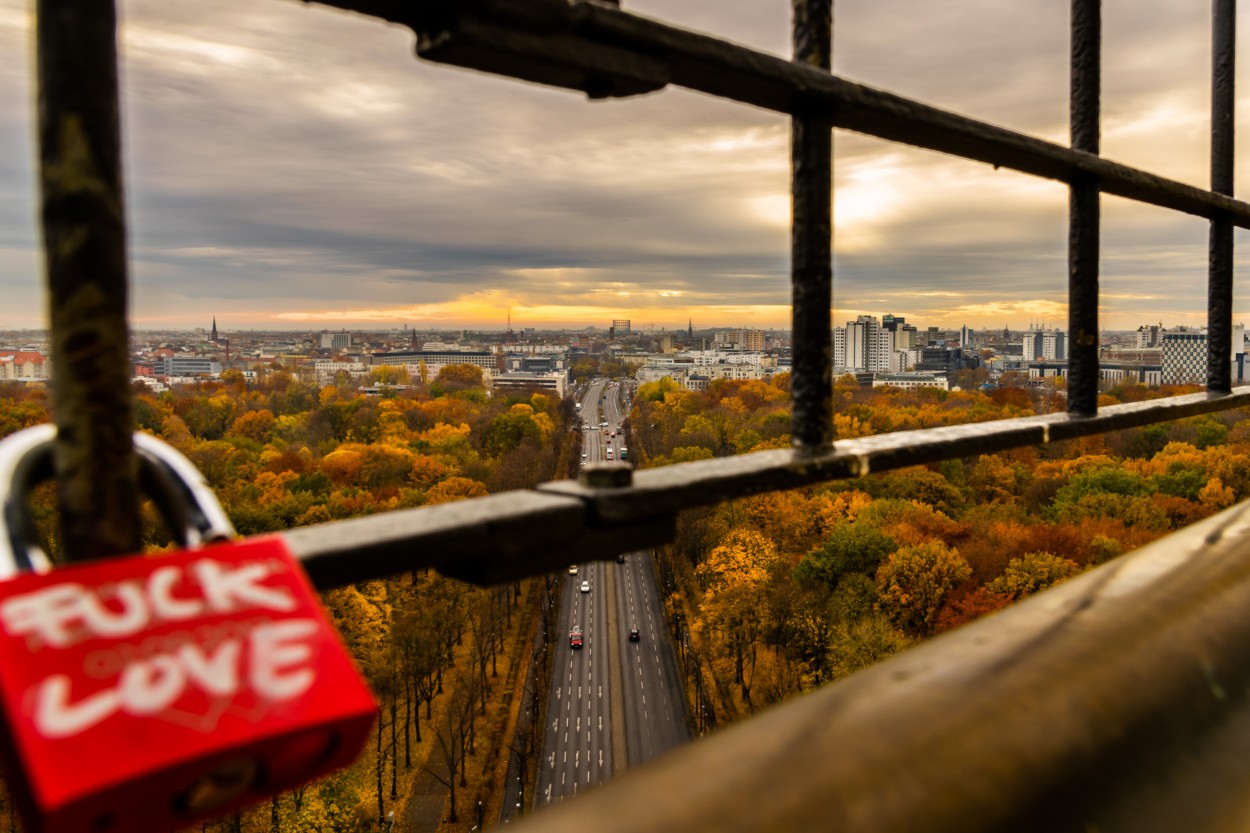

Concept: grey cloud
[[0, 0, 1237, 329]]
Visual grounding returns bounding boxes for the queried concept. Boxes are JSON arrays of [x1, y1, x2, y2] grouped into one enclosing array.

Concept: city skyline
[[2, 1, 1250, 331]]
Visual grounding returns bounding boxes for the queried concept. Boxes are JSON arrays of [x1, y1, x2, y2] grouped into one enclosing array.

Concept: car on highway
[[617, 554, 625, 563], [570, 626, 583, 649], [580, 580, 590, 593], [628, 627, 640, 642], [569, 565, 578, 575], [600, 421, 609, 427]]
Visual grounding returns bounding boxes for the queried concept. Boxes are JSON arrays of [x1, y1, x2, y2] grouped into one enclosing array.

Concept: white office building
[[835, 315, 892, 372]]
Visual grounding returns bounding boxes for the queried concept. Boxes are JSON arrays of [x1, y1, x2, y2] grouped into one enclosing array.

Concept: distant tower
[[211, 317, 218, 342], [687, 318, 693, 339]]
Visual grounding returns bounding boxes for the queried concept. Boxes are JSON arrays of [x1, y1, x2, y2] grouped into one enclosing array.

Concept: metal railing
[[31, 0, 1250, 829]]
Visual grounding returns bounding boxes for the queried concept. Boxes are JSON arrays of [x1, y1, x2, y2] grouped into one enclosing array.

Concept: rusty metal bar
[[285, 490, 674, 588], [1067, 0, 1100, 416], [289, 387, 1250, 589], [36, 0, 141, 562], [312, 0, 1250, 229], [1208, 0, 1236, 393], [789, 0, 834, 449], [508, 496, 1250, 833]]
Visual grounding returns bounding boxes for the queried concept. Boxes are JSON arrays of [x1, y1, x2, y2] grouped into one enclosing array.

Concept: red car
[[569, 626, 584, 649]]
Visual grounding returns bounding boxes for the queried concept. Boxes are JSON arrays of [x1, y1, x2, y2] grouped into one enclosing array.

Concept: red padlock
[[0, 426, 377, 833]]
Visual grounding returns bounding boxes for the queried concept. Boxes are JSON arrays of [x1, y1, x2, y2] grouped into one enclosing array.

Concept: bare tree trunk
[[376, 716, 385, 829], [390, 693, 399, 799], [404, 676, 413, 767]]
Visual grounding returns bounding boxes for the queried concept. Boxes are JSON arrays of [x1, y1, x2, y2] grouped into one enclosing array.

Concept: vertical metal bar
[[36, 0, 141, 561], [1208, 0, 1236, 393], [1067, 0, 1101, 416], [791, 0, 834, 449]]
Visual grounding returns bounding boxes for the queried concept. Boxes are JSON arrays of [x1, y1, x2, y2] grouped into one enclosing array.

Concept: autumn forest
[[0, 365, 1244, 832]]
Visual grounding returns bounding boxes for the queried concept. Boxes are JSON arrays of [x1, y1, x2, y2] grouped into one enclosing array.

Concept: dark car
[[617, 554, 626, 563], [570, 626, 584, 649], [628, 627, 640, 642]]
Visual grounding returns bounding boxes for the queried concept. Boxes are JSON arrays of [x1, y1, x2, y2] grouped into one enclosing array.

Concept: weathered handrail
[[505, 492, 1250, 833]]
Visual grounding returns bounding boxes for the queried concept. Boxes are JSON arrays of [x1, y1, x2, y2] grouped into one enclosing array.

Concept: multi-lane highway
[[612, 550, 688, 766], [535, 379, 689, 808]]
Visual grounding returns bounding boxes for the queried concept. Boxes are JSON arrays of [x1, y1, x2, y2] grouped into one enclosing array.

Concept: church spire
[[211, 317, 218, 342]]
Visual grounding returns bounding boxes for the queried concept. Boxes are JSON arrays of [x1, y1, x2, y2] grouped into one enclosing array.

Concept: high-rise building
[[1161, 325, 1248, 384], [1136, 323, 1165, 348], [841, 316, 892, 372], [712, 329, 766, 350], [896, 324, 919, 350], [1043, 331, 1067, 360], [612, 319, 632, 334], [1023, 329, 1067, 361], [321, 331, 352, 351], [1161, 332, 1209, 384]]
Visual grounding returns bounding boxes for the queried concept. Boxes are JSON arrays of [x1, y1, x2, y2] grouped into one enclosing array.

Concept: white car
[[580, 580, 590, 593], [569, 565, 578, 575]]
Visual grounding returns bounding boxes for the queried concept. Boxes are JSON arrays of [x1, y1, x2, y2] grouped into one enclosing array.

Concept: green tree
[[875, 540, 972, 636], [795, 524, 897, 589], [987, 551, 1080, 600]]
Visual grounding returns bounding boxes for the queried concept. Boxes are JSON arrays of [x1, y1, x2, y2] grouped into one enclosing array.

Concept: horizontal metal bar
[[284, 489, 674, 588], [511, 494, 1250, 833], [574, 3, 1250, 226], [309, 0, 1250, 229], [542, 387, 1250, 523], [288, 387, 1250, 588]]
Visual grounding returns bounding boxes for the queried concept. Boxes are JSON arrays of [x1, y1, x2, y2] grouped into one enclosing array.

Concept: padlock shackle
[[0, 426, 235, 577], [133, 432, 235, 548], [0, 426, 57, 577]]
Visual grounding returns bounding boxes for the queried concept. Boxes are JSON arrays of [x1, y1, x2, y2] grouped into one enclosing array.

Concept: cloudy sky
[[2, 0, 1249, 333]]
